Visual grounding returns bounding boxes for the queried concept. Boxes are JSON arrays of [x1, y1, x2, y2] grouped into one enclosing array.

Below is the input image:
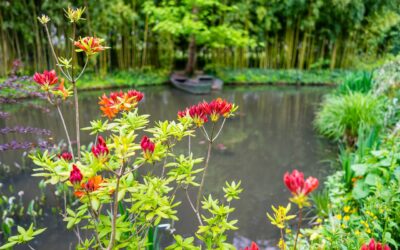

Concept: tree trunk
[[185, 7, 198, 75], [185, 35, 197, 75]]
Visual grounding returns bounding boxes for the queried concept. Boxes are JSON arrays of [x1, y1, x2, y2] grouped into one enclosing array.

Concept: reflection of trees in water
[[1, 86, 334, 246]]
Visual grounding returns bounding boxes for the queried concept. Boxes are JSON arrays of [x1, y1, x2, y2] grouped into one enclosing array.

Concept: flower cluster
[[99, 90, 144, 119], [361, 239, 391, 250], [178, 98, 234, 127], [33, 70, 71, 99], [33, 70, 58, 87], [283, 169, 318, 208], [74, 176, 104, 198], [74, 37, 107, 56], [140, 136, 155, 160], [58, 151, 73, 161], [92, 136, 109, 158], [284, 170, 319, 196]]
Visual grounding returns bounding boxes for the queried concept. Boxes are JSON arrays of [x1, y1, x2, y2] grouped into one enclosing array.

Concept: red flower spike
[[244, 242, 259, 250], [58, 151, 73, 161], [360, 239, 391, 250], [92, 136, 109, 158], [69, 164, 83, 185], [33, 70, 58, 86], [283, 169, 319, 196]]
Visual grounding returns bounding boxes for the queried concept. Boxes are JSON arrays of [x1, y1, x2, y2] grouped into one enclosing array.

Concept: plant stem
[[73, 83, 81, 160], [213, 118, 226, 141], [185, 188, 203, 226], [75, 56, 89, 81], [196, 124, 215, 211], [56, 104, 74, 161], [70, 23, 81, 160], [107, 164, 126, 250], [43, 24, 71, 81], [280, 228, 285, 250], [294, 207, 303, 250]]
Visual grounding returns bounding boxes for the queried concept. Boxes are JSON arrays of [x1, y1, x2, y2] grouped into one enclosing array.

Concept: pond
[[0, 85, 336, 249]]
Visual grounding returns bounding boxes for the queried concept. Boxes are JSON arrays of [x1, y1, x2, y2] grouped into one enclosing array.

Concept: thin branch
[[43, 24, 72, 81], [185, 188, 203, 226], [196, 124, 215, 211], [200, 126, 210, 141], [56, 105, 74, 161], [106, 163, 126, 250], [212, 118, 226, 141], [75, 56, 89, 81]]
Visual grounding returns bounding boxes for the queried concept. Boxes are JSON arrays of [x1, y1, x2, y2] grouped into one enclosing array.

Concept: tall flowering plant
[[3, 6, 245, 250], [26, 89, 241, 249], [36, 7, 107, 160], [264, 170, 319, 250]]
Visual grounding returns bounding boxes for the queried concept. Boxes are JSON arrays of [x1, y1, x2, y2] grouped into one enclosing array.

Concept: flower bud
[[38, 15, 50, 24], [69, 164, 83, 185]]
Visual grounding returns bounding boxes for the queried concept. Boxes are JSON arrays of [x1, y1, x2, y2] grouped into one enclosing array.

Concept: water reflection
[[0, 86, 335, 249]]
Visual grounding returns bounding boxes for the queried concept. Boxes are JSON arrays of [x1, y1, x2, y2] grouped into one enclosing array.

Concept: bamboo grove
[[1, 0, 400, 76]]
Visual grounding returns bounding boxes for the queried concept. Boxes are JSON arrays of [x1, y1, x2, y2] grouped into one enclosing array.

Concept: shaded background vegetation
[[1, 0, 400, 77]]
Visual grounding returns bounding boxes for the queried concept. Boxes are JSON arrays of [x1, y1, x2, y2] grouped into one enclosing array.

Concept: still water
[[0, 85, 335, 249]]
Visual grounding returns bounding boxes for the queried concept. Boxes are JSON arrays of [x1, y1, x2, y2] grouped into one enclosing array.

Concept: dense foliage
[[304, 58, 400, 249], [1, 0, 400, 76]]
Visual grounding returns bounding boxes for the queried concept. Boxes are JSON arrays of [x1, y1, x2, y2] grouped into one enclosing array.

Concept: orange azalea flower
[[98, 90, 144, 119], [74, 175, 104, 198], [56, 79, 70, 99], [74, 37, 107, 56]]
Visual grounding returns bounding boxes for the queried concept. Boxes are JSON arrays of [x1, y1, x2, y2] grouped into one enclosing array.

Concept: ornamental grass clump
[[314, 92, 386, 146]]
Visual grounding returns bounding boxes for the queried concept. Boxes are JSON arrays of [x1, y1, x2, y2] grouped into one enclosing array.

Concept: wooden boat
[[170, 72, 223, 94]]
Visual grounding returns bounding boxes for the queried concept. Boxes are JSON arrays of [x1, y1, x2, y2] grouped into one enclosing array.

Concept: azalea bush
[[28, 91, 242, 249], [1, 7, 246, 249]]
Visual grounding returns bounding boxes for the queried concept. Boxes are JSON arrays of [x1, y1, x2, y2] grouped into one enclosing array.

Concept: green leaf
[[0, 241, 18, 249], [351, 164, 368, 176], [352, 179, 370, 199], [365, 173, 382, 186]]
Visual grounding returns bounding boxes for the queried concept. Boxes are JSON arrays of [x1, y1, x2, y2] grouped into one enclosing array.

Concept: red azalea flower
[[189, 104, 208, 127], [283, 170, 319, 196], [244, 242, 259, 250], [99, 90, 144, 119], [177, 98, 233, 125], [141, 136, 155, 159], [208, 98, 232, 121], [69, 164, 83, 185], [127, 90, 144, 102], [33, 70, 58, 86], [58, 151, 73, 161], [92, 136, 109, 158], [361, 239, 391, 250], [74, 37, 106, 56]]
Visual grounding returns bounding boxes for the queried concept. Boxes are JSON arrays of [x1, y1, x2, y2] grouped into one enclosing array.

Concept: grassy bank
[[77, 69, 358, 89], [1, 69, 359, 99], [288, 59, 400, 249]]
